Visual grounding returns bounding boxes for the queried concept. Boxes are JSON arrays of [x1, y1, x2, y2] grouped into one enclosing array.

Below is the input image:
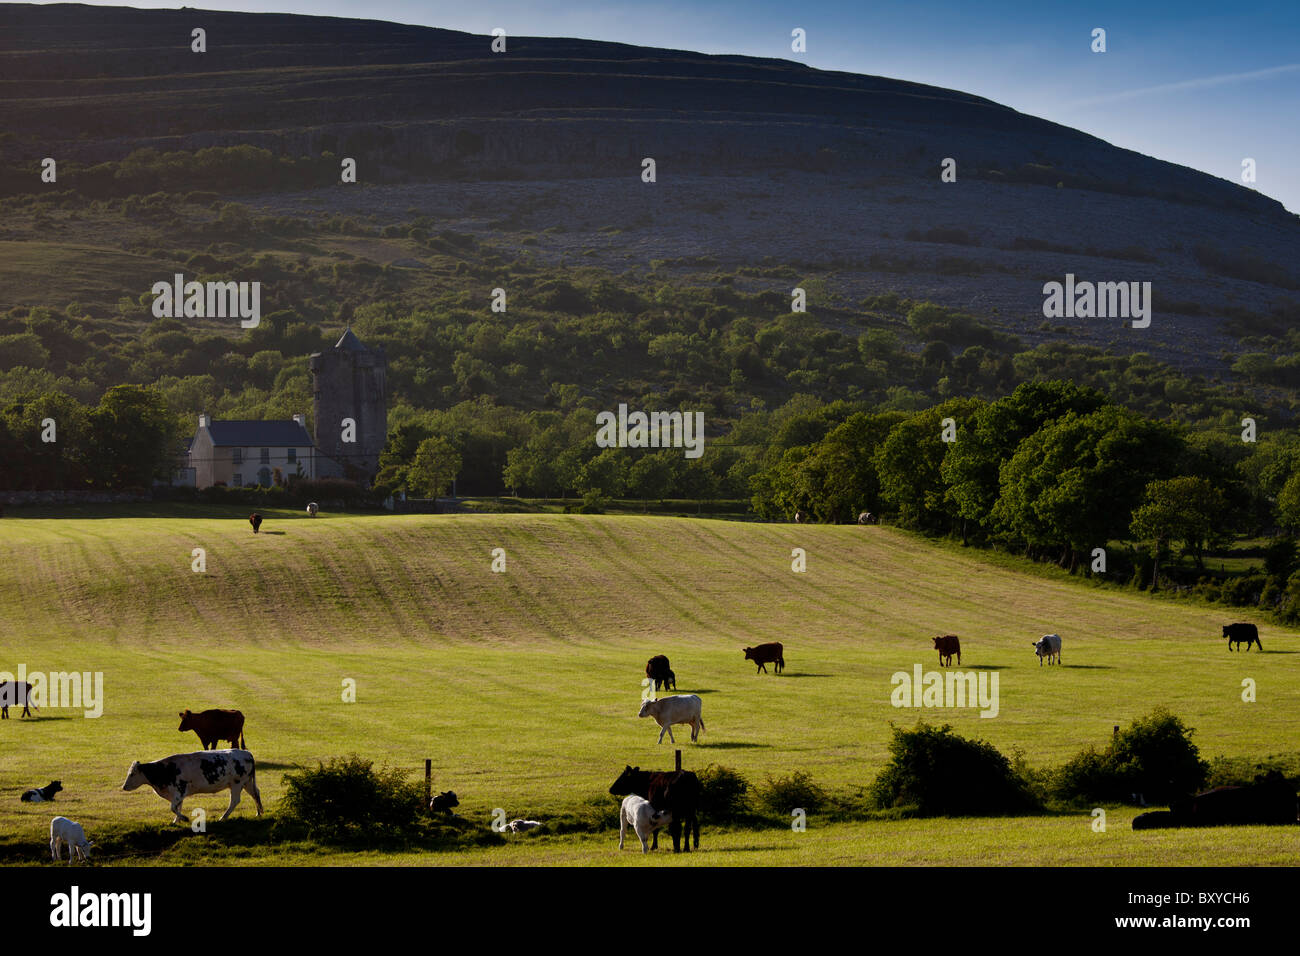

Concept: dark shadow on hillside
[[257, 530, 287, 536], [1061, 664, 1114, 669], [675, 688, 718, 694], [4, 714, 76, 721], [695, 741, 769, 749], [774, 672, 833, 678], [962, 664, 1008, 670], [254, 761, 305, 770]]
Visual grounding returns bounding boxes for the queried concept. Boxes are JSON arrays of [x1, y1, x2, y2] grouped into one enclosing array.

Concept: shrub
[[870, 722, 1040, 816], [277, 756, 423, 842], [696, 764, 752, 823], [1220, 573, 1267, 607], [755, 770, 827, 815], [1053, 708, 1208, 805]]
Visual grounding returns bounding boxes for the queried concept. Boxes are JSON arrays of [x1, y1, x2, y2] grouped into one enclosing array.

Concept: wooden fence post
[[675, 749, 682, 772], [425, 758, 432, 805]]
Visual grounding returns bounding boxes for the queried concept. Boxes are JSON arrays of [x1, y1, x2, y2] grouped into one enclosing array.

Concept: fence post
[[675, 749, 682, 772], [425, 759, 432, 805]]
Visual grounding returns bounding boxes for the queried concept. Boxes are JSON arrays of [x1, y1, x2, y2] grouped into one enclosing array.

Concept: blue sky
[[61, 1, 1300, 212]]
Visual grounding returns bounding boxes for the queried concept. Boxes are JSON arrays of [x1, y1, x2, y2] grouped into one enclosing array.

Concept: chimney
[[293, 413, 305, 427], [198, 413, 209, 429]]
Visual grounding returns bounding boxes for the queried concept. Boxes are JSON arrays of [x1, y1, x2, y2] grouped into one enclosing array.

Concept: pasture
[[1, 507, 1296, 865]]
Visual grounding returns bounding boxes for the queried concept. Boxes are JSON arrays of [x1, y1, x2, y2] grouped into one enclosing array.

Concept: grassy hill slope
[[1, 508, 1296, 864]]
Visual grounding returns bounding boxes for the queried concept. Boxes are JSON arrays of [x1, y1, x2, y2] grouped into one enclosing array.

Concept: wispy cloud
[[1066, 62, 1300, 109]]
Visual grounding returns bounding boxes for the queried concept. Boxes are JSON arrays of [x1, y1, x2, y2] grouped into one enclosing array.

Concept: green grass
[[1, 508, 1296, 865]]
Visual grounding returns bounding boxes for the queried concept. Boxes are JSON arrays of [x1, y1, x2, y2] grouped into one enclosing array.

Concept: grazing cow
[[794, 510, 807, 523], [430, 790, 459, 813], [1033, 633, 1063, 666], [858, 511, 873, 525], [743, 642, 785, 674], [49, 817, 93, 863], [121, 749, 262, 824], [637, 694, 704, 744], [932, 634, 961, 667], [178, 708, 245, 750], [618, 794, 673, 853], [306, 502, 319, 517], [20, 780, 62, 803], [504, 819, 542, 832], [1223, 622, 1262, 652], [1133, 771, 1297, 829], [609, 765, 701, 853], [249, 512, 263, 533], [0, 680, 36, 718], [645, 655, 676, 691]]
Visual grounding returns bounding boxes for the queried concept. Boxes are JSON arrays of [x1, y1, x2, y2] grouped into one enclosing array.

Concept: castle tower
[[309, 328, 387, 482]]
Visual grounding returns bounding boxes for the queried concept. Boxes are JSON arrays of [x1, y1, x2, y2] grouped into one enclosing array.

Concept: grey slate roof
[[335, 328, 367, 351], [205, 420, 313, 447]]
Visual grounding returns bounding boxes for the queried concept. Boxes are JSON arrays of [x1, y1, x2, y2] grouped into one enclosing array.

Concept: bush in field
[[870, 722, 1040, 816], [697, 764, 752, 823], [277, 756, 423, 841], [755, 770, 827, 815], [1054, 708, 1208, 805]]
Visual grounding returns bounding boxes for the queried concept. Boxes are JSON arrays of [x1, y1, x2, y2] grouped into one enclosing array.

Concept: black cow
[[1133, 771, 1297, 829], [1223, 622, 1261, 651], [645, 655, 676, 691], [743, 642, 785, 674], [609, 765, 701, 853], [430, 790, 459, 813], [249, 513, 263, 533], [0, 680, 35, 718]]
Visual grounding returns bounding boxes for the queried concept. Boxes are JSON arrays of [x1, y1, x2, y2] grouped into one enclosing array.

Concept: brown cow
[[743, 642, 785, 674], [178, 709, 246, 750], [249, 513, 263, 533], [933, 634, 961, 666]]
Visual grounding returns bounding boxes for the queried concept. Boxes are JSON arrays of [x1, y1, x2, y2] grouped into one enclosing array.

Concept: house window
[[232, 448, 242, 464], [260, 447, 270, 463], [233, 473, 243, 487], [287, 448, 297, 464], [258, 467, 272, 487]]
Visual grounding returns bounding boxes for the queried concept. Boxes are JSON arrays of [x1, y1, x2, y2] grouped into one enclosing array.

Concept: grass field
[[1, 507, 1297, 865]]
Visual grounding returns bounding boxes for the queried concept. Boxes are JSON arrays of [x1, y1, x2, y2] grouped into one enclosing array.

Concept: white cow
[[121, 749, 263, 824], [637, 694, 705, 744], [1033, 633, 1063, 666], [50, 816, 92, 863], [618, 794, 672, 854], [306, 502, 319, 517]]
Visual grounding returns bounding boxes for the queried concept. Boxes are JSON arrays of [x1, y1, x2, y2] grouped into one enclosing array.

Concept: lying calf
[[21, 780, 62, 802], [619, 794, 673, 854]]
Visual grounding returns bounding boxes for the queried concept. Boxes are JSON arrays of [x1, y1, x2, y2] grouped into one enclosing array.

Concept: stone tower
[[309, 328, 387, 482]]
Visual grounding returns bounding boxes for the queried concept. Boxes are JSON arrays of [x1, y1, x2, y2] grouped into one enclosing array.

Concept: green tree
[[87, 385, 178, 489], [406, 436, 462, 498], [1130, 476, 1228, 587]]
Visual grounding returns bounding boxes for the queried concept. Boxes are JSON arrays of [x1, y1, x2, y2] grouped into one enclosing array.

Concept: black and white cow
[[121, 750, 262, 825]]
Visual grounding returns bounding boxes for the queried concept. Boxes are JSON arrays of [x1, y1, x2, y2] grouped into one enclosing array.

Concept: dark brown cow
[[0, 680, 35, 718], [743, 642, 785, 674], [1223, 622, 1261, 651], [178, 708, 246, 750], [609, 765, 701, 853], [249, 513, 263, 533], [933, 634, 961, 667], [645, 655, 676, 691], [1133, 771, 1297, 829]]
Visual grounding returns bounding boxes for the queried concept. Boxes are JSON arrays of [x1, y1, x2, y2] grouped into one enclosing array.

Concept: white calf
[[619, 795, 672, 853], [50, 816, 92, 863], [637, 694, 705, 744]]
